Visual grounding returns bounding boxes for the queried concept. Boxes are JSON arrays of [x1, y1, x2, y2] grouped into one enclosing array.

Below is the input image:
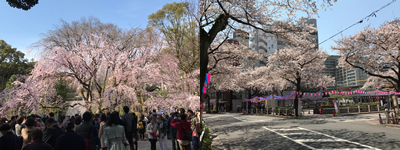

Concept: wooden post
[[286, 109, 288, 117], [358, 105, 361, 113], [368, 105, 370, 112], [279, 108, 281, 116], [378, 104, 380, 112], [347, 107, 350, 114]]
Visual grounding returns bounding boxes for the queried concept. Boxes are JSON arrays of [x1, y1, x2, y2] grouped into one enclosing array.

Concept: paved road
[[136, 138, 174, 150], [204, 113, 400, 150]]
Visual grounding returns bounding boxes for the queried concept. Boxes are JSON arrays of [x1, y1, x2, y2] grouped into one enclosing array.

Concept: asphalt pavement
[[204, 113, 400, 150], [136, 138, 174, 150]]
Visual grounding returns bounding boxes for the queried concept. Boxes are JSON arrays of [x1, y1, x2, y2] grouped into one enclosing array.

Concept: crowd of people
[[0, 107, 201, 150]]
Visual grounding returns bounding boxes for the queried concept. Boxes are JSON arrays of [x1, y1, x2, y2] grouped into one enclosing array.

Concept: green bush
[[206, 110, 211, 113], [361, 102, 380, 105], [321, 105, 334, 108], [200, 128, 212, 150], [210, 110, 218, 114]]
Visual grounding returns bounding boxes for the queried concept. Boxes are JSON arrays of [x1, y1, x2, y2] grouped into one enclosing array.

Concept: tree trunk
[[216, 91, 221, 113], [207, 95, 211, 111], [294, 74, 301, 117], [248, 89, 252, 110]]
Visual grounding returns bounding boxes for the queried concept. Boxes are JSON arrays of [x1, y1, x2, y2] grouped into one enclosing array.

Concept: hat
[[45, 118, 57, 125]]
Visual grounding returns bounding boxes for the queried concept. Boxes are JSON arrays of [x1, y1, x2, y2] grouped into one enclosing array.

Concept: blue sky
[[1, 0, 399, 60], [317, 0, 400, 55], [0, 0, 180, 60]]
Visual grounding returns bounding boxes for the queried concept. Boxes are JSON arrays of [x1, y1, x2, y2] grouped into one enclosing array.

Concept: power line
[[319, 0, 397, 45]]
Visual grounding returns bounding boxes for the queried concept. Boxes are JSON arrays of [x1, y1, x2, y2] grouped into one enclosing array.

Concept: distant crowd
[[0, 107, 201, 150]]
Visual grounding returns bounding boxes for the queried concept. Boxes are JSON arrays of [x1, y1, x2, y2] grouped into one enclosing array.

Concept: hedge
[[200, 128, 212, 150]]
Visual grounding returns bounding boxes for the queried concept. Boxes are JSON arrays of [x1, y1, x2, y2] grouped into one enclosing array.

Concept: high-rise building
[[251, 18, 318, 67], [336, 67, 369, 89], [322, 55, 369, 90], [323, 55, 340, 90], [233, 30, 250, 47]]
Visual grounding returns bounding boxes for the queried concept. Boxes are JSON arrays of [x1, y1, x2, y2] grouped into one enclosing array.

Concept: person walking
[[98, 114, 107, 150], [189, 110, 200, 150], [157, 115, 168, 150], [22, 128, 52, 150], [15, 116, 25, 137], [21, 118, 37, 149], [42, 118, 65, 148], [76, 112, 100, 150], [147, 118, 159, 150], [131, 113, 138, 150], [138, 115, 146, 141], [0, 123, 20, 150], [74, 116, 82, 131], [49, 112, 55, 120], [55, 117, 85, 150], [121, 106, 134, 150], [36, 116, 46, 132], [103, 111, 127, 150], [171, 113, 191, 150], [167, 108, 180, 150], [8, 116, 17, 134]]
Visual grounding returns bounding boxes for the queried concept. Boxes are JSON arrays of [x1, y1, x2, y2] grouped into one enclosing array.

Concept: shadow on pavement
[[270, 118, 336, 125], [211, 128, 310, 150], [314, 129, 400, 149]]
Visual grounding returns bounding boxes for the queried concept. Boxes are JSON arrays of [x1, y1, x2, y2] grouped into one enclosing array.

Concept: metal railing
[[199, 121, 206, 142]]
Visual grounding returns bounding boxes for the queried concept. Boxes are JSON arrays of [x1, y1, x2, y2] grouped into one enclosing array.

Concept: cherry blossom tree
[[0, 75, 68, 117], [236, 66, 290, 95], [332, 19, 400, 91], [0, 18, 199, 116], [206, 38, 261, 111], [142, 54, 200, 111], [266, 32, 334, 116], [199, 0, 337, 104]]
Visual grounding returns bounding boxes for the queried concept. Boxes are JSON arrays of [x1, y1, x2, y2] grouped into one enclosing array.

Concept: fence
[[242, 104, 386, 116]]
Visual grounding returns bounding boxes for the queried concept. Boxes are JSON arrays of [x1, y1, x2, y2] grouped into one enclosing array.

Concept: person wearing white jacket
[[147, 118, 159, 150]]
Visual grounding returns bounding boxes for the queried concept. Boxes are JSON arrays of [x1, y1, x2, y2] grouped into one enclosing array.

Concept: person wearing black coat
[[167, 108, 180, 150], [42, 118, 65, 148], [55, 117, 85, 150], [76, 112, 100, 150], [131, 112, 138, 150], [0, 123, 20, 150]]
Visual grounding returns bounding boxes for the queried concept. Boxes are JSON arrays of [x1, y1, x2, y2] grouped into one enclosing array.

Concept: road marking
[[298, 127, 381, 150], [295, 139, 345, 143], [316, 148, 371, 150], [232, 116, 266, 122], [281, 133, 321, 135], [263, 126, 382, 150], [273, 128, 306, 131], [263, 127, 317, 150]]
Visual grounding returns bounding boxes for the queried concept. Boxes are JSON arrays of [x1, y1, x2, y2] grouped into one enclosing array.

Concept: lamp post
[[388, 88, 392, 111]]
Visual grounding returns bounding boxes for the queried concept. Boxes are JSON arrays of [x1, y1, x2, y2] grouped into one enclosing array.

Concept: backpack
[[179, 121, 192, 141], [138, 121, 144, 129], [84, 126, 92, 150]]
